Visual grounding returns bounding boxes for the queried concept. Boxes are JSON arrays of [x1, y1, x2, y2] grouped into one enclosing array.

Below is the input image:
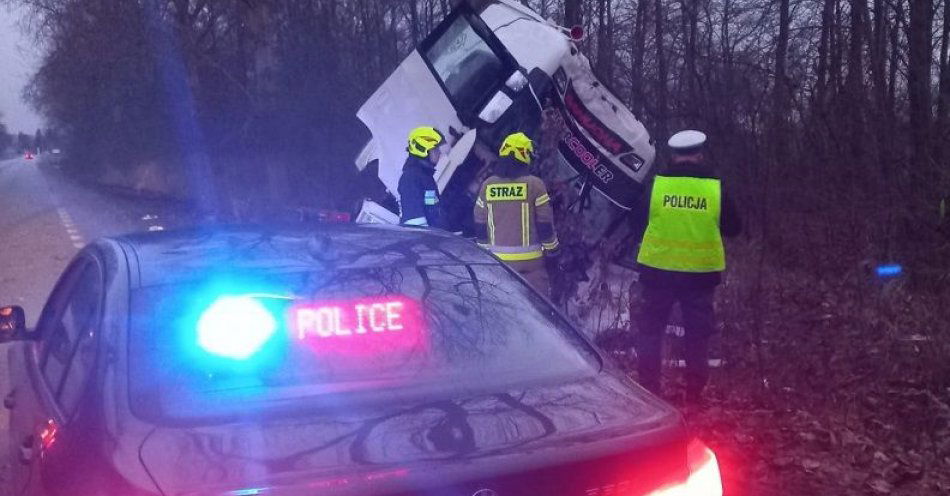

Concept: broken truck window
[[424, 14, 506, 115]]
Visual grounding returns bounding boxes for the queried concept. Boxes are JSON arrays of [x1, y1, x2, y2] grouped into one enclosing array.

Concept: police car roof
[[118, 224, 496, 287]]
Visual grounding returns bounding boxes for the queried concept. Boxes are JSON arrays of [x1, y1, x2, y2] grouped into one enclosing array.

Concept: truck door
[[356, 3, 522, 203]]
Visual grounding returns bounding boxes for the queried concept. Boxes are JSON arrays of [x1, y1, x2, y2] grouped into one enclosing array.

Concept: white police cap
[[667, 130, 707, 152]]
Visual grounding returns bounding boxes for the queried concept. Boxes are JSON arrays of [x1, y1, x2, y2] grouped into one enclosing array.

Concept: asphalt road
[[0, 154, 183, 493]]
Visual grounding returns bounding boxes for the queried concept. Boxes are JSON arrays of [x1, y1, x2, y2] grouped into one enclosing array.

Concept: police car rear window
[[128, 264, 598, 422]]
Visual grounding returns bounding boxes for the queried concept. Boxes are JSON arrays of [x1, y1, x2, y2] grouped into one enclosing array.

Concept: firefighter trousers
[[635, 285, 716, 399], [507, 258, 551, 298]]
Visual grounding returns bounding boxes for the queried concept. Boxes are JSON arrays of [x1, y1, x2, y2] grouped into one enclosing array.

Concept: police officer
[[632, 130, 742, 405], [398, 126, 446, 228], [474, 132, 559, 296]]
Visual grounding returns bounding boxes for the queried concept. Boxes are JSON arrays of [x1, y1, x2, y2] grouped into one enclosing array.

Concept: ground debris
[[867, 478, 894, 494], [677, 381, 950, 495]]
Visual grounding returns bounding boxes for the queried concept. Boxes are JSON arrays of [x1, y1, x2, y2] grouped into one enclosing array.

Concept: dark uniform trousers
[[508, 258, 551, 297], [635, 285, 715, 398]]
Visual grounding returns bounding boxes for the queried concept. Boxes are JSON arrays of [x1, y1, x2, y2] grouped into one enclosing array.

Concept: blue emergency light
[[228, 489, 265, 496], [875, 264, 903, 278], [197, 296, 277, 359]]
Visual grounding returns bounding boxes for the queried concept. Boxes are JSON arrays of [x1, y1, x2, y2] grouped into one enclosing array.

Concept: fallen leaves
[[866, 478, 893, 494]]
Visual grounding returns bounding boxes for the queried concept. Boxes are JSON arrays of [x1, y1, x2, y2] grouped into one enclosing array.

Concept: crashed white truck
[[353, 0, 655, 239], [351, 0, 702, 359]]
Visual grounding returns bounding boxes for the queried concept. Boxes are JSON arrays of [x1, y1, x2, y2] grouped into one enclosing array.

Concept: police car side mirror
[[0, 306, 31, 343]]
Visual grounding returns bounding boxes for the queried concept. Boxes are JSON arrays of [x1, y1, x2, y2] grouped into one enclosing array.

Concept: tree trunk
[[907, 0, 934, 169], [870, 0, 891, 174], [683, 0, 699, 114], [686, 0, 699, 111], [720, 0, 734, 136], [654, 0, 668, 141], [773, 0, 791, 162], [408, 0, 421, 46], [630, 0, 649, 116], [889, 1, 903, 125], [816, 0, 834, 105], [830, 0, 843, 97], [596, 0, 614, 83], [935, 0, 950, 162], [720, 0, 732, 69], [846, 0, 868, 164], [565, 0, 582, 27]]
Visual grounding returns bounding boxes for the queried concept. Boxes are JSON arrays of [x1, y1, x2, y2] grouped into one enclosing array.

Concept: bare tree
[[654, 0, 668, 141], [681, 0, 699, 114], [845, 0, 868, 168], [936, 0, 950, 164], [595, 0, 615, 82], [907, 0, 935, 169], [773, 0, 791, 161], [870, 0, 891, 174], [565, 0, 583, 26], [629, 0, 650, 116]]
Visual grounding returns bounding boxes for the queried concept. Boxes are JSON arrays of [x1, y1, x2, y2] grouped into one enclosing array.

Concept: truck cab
[[354, 0, 655, 239]]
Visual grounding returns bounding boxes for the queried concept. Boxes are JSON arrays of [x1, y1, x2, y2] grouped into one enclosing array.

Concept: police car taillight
[[647, 440, 723, 496]]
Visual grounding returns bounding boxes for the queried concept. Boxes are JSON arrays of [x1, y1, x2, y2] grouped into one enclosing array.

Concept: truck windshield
[[423, 13, 507, 115]]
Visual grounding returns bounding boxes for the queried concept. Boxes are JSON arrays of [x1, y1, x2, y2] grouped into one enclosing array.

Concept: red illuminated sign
[[295, 301, 406, 339], [290, 296, 424, 355]]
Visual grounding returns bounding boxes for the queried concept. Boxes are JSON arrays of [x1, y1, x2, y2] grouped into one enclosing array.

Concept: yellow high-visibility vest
[[637, 175, 725, 272]]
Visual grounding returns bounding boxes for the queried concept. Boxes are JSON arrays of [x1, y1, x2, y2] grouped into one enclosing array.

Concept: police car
[[1, 225, 722, 495]]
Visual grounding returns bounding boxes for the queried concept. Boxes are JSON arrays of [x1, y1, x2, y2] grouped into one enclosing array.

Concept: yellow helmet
[[407, 126, 444, 158], [499, 132, 534, 164]]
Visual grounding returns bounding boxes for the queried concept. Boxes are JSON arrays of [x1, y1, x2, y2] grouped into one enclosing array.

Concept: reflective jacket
[[631, 161, 742, 288], [637, 175, 725, 272], [474, 174, 558, 261], [398, 156, 442, 228]]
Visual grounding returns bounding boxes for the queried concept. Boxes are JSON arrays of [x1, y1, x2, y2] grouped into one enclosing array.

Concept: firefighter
[[398, 126, 446, 227], [474, 132, 559, 296], [632, 129, 742, 405]]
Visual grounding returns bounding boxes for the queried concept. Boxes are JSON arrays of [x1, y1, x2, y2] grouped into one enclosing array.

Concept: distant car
[[1, 225, 722, 496], [24, 152, 34, 160], [47, 149, 64, 165], [44, 148, 64, 165]]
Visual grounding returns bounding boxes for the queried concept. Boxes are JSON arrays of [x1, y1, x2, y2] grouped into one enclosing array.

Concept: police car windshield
[[128, 263, 598, 422], [424, 14, 507, 115]]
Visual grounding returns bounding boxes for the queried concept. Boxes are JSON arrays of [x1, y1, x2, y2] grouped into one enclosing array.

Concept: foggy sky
[[0, 4, 44, 135]]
